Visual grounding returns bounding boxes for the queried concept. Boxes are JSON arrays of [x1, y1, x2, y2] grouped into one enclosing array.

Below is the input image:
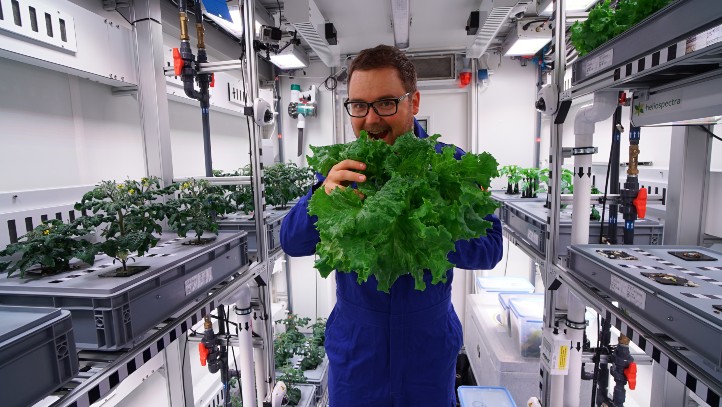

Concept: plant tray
[[505, 200, 663, 259], [569, 245, 722, 368], [276, 354, 329, 401], [0, 306, 78, 407], [490, 190, 546, 223], [0, 232, 249, 350], [218, 207, 291, 256]]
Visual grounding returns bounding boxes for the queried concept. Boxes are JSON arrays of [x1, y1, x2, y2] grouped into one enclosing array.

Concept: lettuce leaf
[[307, 131, 499, 292]]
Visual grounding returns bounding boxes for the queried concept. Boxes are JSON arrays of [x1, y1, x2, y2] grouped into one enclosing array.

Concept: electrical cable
[[698, 125, 722, 142], [227, 306, 241, 400], [599, 135, 614, 244]]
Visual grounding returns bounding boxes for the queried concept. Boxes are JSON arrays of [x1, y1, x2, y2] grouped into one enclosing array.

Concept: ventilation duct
[[466, 0, 520, 58], [284, 0, 341, 67], [409, 55, 457, 81]]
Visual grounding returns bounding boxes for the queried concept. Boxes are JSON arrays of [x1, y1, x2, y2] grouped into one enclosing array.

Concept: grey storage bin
[[490, 191, 546, 223], [276, 354, 329, 402], [0, 232, 248, 350], [1, 306, 79, 407], [218, 207, 290, 257], [505, 200, 663, 259]]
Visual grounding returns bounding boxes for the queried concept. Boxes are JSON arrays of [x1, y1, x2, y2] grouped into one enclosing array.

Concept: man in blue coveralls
[[280, 45, 503, 407]]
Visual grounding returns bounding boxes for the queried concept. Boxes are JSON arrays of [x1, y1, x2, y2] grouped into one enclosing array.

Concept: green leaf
[[307, 132, 499, 292]]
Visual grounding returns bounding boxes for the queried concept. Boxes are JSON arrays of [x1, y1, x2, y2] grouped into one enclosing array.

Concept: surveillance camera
[[535, 84, 558, 116], [253, 98, 275, 126]]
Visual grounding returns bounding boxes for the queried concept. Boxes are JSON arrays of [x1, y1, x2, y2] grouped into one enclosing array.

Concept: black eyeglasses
[[344, 92, 411, 118]]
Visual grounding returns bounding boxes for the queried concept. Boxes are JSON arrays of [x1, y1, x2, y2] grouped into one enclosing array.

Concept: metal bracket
[[565, 318, 587, 330], [562, 147, 598, 158], [568, 146, 598, 156]]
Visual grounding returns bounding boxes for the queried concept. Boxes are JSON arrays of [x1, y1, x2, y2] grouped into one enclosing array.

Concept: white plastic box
[[509, 296, 544, 358], [498, 293, 543, 336], [458, 386, 517, 407], [475, 276, 534, 305]]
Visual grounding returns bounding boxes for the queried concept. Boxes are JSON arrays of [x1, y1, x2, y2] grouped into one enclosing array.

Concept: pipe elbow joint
[[574, 91, 618, 136]]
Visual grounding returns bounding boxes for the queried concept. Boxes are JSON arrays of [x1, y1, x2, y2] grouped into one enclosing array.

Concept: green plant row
[[272, 314, 327, 406], [214, 162, 315, 214], [570, 0, 673, 56], [499, 166, 606, 197], [0, 166, 312, 278]]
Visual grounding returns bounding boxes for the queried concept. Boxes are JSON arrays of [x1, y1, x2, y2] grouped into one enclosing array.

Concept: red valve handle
[[198, 343, 209, 366], [624, 361, 638, 390], [633, 187, 648, 219], [172, 48, 183, 76]]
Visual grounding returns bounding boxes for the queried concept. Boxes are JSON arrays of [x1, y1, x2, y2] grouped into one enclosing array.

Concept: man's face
[[347, 67, 420, 145]]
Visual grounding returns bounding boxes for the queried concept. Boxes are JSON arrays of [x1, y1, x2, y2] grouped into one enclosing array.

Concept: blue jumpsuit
[[280, 119, 504, 407]]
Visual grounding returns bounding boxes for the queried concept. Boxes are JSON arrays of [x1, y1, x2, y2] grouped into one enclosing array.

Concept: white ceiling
[[259, 0, 515, 56]]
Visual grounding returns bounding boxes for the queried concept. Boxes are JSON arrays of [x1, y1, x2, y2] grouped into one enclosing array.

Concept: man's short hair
[[348, 45, 417, 93]]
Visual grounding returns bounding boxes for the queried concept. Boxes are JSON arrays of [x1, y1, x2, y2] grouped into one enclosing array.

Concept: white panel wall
[[168, 101, 251, 177], [0, 57, 145, 192], [279, 62, 337, 166], [417, 90, 469, 149], [477, 59, 538, 190]]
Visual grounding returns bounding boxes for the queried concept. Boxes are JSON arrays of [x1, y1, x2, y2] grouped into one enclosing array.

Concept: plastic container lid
[[499, 292, 543, 310], [509, 296, 544, 322], [458, 386, 517, 407], [476, 276, 534, 293], [0, 306, 62, 343]]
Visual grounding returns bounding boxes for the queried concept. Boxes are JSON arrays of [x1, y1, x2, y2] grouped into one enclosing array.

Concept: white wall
[[476, 58, 538, 190], [279, 62, 337, 166], [0, 57, 146, 192], [168, 101, 252, 177], [417, 89, 469, 149]]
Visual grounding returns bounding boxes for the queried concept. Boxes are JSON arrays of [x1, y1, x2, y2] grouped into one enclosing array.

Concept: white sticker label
[[527, 229, 541, 246], [686, 24, 722, 53], [185, 267, 213, 296], [583, 49, 614, 77], [610, 274, 646, 310]]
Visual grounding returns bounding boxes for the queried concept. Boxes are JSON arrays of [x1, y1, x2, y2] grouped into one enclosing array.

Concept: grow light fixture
[[270, 44, 310, 70], [539, 0, 599, 15], [502, 18, 552, 56], [391, 0, 411, 49]]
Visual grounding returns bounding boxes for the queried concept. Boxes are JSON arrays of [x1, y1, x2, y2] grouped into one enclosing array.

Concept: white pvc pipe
[[564, 292, 587, 407], [564, 91, 618, 407], [551, 375, 565, 407], [235, 284, 257, 407], [254, 346, 267, 406]]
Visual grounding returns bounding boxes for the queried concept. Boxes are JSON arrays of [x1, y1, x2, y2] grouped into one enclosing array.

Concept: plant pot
[[99, 266, 151, 277], [182, 236, 218, 246]]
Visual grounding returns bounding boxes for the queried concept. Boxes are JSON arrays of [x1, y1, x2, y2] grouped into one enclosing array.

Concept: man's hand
[[323, 160, 366, 195]]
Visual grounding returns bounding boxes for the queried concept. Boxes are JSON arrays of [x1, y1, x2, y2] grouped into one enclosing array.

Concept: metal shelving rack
[[539, 0, 722, 405]]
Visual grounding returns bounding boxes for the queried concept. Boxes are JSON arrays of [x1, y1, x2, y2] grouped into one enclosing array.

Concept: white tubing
[[254, 346, 266, 406], [564, 91, 617, 407], [551, 375, 565, 407], [563, 292, 586, 407], [235, 284, 257, 407]]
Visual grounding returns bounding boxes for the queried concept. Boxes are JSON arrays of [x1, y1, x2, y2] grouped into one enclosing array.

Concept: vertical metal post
[[131, 0, 174, 186], [663, 125, 712, 245], [470, 58, 479, 154], [241, 1, 275, 402], [533, 62, 542, 168], [543, 0, 566, 406], [163, 334, 194, 406]]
